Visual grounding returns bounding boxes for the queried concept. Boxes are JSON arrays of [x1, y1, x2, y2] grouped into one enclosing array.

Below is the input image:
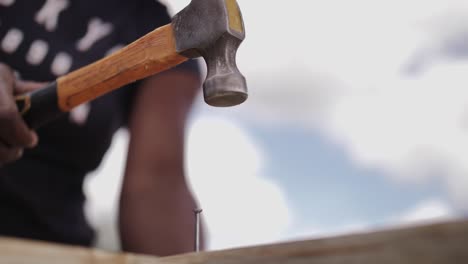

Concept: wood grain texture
[[0, 238, 157, 264], [0, 219, 467, 264], [56, 24, 188, 111]]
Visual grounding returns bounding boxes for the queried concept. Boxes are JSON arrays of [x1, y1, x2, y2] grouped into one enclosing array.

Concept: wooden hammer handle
[[58, 24, 187, 111], [15, 24, 188, 129]]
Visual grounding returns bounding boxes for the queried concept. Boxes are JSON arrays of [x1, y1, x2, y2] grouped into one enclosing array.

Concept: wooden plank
[[163, 219, 468, 264], [1, 219, 467, 264], [0, 237, 153, 264]]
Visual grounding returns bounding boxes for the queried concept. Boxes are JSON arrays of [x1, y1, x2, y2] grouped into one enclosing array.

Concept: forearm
[[119, 167, 204, 256], [118, 69, 203, 256]]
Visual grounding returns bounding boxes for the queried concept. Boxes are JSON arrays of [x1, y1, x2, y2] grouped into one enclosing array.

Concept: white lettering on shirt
[[35, 0, 69, 32], [1, 28, 23, 53], [0, 0, 15, 7], [26, 39, 49, 65], [51, 51, 72, 76], [76, 18, 113, 52], [105, 44, 125, 56], [70, 103, 91, 126]]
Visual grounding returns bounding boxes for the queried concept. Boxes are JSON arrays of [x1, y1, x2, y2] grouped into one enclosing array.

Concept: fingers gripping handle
[[15, 82, 63, 129]]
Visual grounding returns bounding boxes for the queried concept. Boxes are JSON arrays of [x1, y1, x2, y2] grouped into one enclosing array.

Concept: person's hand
[[0, 63, 41, 165]]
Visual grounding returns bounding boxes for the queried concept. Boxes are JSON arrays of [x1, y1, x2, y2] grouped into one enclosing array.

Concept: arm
[[119, 67, 204, 256]]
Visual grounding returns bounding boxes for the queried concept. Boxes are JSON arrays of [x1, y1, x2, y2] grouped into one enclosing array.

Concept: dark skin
[[0, 62, 205, 256], [0, 63, 38, 163], [120, 69, 205, 255]]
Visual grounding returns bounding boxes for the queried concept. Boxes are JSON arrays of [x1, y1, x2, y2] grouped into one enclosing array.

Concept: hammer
[[15, 0, 247, 129]]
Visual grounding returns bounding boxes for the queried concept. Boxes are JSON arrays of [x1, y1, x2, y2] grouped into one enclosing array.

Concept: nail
[[194, 208, 202, 252]]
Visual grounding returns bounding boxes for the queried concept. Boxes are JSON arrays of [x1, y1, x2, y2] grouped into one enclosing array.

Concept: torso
[[0, 0, 172, 246]]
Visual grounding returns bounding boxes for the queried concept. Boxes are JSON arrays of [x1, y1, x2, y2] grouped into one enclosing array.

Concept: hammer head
[[172, 0, 247, 107]]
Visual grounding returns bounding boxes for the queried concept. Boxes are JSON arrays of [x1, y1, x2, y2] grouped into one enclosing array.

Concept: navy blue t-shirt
[[0, 0, 199, 246]]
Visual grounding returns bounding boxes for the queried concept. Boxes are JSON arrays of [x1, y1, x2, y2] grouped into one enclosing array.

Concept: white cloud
[[398, 199, 455, 224], [286, 199, 456, 242], [325, 62, 468, 212], [179, 0, 468, 213], [282, 199, 456, 243], [186, 116, 291, 249], [84, 116, 291, 251], [285, 222, 370, 242], [231, 68, 344, 128], [311, 3, 468, 210]]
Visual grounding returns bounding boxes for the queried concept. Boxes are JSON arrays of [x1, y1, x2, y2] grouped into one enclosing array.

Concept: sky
[[85, 0, 468, 252]]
